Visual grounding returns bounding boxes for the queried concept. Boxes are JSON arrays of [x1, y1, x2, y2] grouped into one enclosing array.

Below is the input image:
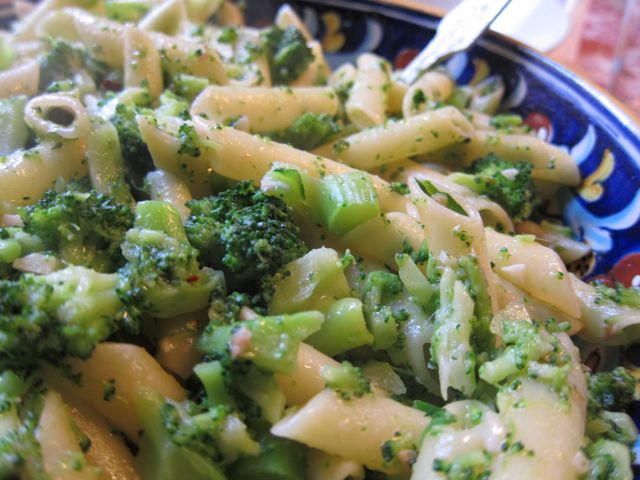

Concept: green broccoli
[[118, 201, 221, 319], [198, 310, 324, 374], [110, 99, 155, 188], [261, 26, 314, 84], [0, 371, 47, 479], [588, 367, 636, 414], [185, 181, 308, 298], [593, 282, 640, 309], [585, 439, 633, 480], [448, 153, 540, 221], [19, 188, 134, 273], [320, 361, 372, 401], [360, 270, 404, 350], [38, 41, 85, 92], [0, 265, 130, 370], [266, 113, 340, 150]]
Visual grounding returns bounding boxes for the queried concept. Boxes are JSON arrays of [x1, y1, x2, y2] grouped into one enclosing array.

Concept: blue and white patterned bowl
[[248, 0, 640, 286]]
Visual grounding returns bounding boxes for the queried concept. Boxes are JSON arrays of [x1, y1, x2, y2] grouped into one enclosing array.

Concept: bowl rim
[[355, 0, 640, 132]]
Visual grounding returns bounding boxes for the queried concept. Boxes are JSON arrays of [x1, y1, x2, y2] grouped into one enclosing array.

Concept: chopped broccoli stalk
[[228, 425, 305, 480], [198, 311, 324, 374], [479, 320, 566, 387], [261, 26, 314, 84], [193, 361, 234, 408], [395, 253, 436, 307], [585, 439, 633, 480], [361, 270, 403, 350], [0, 238, 21, 263], [156, 90, 190, 118], [490, 114, 523, 129], [260, 164, 307, 210], [133, 389, 228, 480], [19, 188, 133, 273], [233, 367, 286, 425], [305, 297, 374, 356], [186, 182, 308, 297], [38, 41, 85, 92], [266, 112, 340, 150], [172, 74, 209, 101], [321, 361, 372, 400], [448, 154, 540, 221], [458, 255, 494, 352], [318, 172, 381, 235], [592, 282, 640, 308], [269, 248, 350, 314], [119, 201, 220, 319], [0, 266, 128, 370]]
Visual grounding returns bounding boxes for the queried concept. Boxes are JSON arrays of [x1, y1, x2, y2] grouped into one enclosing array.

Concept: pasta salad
[[0, 1, 639, 479]]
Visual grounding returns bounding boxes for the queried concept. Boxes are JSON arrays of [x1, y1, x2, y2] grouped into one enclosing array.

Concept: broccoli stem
[[193, 361, 234, 408], [305, 297, 373, 356], [134, 201, 188, 242], [228, 426, 304, 480]]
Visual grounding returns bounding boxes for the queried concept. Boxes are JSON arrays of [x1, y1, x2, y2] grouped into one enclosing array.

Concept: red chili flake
[[186, 275, 200, 283], [102, 78, 122, 91]]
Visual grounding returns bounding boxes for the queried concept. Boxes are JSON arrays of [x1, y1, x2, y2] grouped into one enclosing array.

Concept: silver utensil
[[398, 0, 514, 85]]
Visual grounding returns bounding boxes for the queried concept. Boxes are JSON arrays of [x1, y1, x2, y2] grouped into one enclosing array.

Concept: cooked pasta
[[0, 2, 637, 480]]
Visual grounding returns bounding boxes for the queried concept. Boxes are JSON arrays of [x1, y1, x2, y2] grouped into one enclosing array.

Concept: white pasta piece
[[123, 25, 163, 98], [411, 401, 507, 480], [138, 0, 188, 34], [191, 85, 339, 133], [517, 220, 591, 264], [386, 159, 514, 232], [570, 274, 640, 345], [0, 60, 40, 98], [184, 0, 224, 24], [314, 106, 474, 170], [73, 8, 125, 68], [346, 53, 390, 129], [35, 9, 82, 42], [329, 63, 356, 93], [402, 71, 454, 118], [13, 0, 104, 41], [24, 93, 90, 139], [146, 169, 193, 221], [491, 334, 588, 480], [41, 342, 187, 440], [0, 139, 88, 209], [423, 130, 581, 186], [67, 398, 141, 480], [137, 114, 215, 197], [305, 448, 365, 480], [271, 389, 429, 473], [214, 0, 244, 26], [191, 116, 411, 215], [485, 229, 580, 318], [275, 3, 312, 40], [38, 390, 100, 480], [388, 76, 408, 116], [291, 40, 330, 87], [274, 343, 339, 406]]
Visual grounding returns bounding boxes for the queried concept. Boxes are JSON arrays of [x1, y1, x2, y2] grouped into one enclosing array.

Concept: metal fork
[[398, 0, 514, 85]]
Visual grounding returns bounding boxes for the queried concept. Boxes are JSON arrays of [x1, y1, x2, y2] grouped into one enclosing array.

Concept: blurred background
[[422, 0, 640, 116]]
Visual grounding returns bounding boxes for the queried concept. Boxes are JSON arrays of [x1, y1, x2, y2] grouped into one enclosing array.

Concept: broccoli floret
[[38, 41, 85, 92], [0, 371, 46, 479], [261, 26, 314, 85], [360, 271, 404, 350], [185, 182, 308, 297], [267, 113, 340, 150], [593, 282, 640, 308], [0, 266, 130, 370], [118, 201, 221, 319], [19, 188, 133, 273], [449, 154, 540, 221], [587, 367, 635, 415], [585, 439, 633, 480], [110, 101, 155, 187], [321, 361, 371, 401]]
